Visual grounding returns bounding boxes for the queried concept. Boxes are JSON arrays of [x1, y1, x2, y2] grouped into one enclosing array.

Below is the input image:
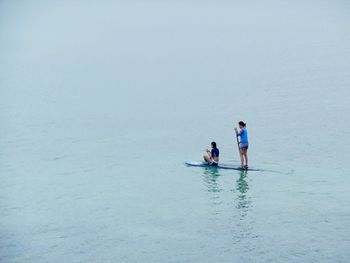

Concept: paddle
[[234, 127, 240, 153]]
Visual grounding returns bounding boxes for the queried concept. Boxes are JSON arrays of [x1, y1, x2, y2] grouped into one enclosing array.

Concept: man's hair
[[211, 141, 217, 148], [238, 121, 246, 127]]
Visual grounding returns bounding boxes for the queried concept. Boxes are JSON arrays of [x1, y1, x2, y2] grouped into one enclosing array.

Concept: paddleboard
[[185, 161, 261, 171]]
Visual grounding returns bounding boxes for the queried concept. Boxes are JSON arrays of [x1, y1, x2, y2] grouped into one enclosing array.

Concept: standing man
[[235, 121, 248, 169]]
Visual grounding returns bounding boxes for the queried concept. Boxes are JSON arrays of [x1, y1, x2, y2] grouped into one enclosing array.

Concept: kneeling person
[[203, 141, 219, 166]]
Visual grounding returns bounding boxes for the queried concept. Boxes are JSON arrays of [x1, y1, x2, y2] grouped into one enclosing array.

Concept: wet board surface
[[185, 162, 261, 171]]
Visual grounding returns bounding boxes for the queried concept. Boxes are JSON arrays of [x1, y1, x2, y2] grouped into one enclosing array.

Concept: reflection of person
[[235, 121, 248, 169], [203, 141, 219, 166], [202, 167, 221, 194], [236, 170, 251, 214], [236, 170, 249, 195]]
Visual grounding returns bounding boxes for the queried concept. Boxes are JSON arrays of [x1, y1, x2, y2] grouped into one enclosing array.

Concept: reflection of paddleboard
[[185, 162, 261, 171]]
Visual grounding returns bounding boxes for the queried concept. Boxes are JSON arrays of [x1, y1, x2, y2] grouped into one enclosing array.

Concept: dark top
[[211, 148, 219, 158]]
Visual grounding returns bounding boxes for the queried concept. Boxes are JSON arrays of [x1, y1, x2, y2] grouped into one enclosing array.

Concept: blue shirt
[[239, 128, 248, 143], [211, 148, 219, 158]]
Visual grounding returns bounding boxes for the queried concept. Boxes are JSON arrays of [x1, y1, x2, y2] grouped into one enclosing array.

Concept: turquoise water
[[1, 1, 350, 262]]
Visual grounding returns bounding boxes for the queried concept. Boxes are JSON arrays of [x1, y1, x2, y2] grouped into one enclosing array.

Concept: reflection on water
[[201, 167, 222, 193], [200, 168, 252, 211], [200, 168, 256, 240], [232, 170, 256, 249], [201, 167, 223, 210], [235, 170, 252, 211], [200, 167, 260, 252], [200, 168, 253, 213]]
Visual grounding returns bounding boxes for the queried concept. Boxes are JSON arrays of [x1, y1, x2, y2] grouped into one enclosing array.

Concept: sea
[[1, 0, 350, 262]]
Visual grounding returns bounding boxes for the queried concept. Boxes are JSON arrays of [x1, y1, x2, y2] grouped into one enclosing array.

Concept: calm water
[[1, 0, 350, 262]]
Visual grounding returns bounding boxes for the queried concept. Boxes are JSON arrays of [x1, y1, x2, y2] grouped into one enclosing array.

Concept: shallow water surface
[[1, 0, 350, 262]]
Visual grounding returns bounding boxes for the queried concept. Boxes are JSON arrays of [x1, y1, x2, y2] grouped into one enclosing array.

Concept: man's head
[[238, 121, 246, 128], [211, 141, 217, 149]]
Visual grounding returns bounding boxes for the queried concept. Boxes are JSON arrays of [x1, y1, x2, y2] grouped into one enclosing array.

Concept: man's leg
[[243, 149, 248, 167], [239, 149, 244, 167]]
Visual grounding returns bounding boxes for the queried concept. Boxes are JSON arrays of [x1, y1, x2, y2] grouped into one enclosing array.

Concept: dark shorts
[[208, 161, 218, 166], [239, 142, 249, 150]]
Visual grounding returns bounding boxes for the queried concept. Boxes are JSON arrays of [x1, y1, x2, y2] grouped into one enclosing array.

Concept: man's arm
[[234, 127, 241, 136]]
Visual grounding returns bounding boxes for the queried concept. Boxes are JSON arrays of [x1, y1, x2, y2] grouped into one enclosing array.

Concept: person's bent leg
[[203, 155, 211, 163]]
